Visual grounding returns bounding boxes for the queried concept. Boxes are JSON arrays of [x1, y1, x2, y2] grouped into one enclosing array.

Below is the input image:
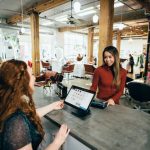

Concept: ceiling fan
[[66, 0, 85, 25]]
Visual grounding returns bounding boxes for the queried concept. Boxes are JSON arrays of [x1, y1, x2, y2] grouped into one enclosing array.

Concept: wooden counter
[[45, 101, 150, 150]]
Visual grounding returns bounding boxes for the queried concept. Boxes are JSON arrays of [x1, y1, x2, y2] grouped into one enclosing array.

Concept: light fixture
[[21, 27, 25, 33], [118, 23, 125, 30], [73, 1, 81, 13], [93, 14, 98, 23], [20, 0, 25, 34], [129, 34, 133, 42], [92, 1, 99, 24], [114, 1, 124, 8], [129, 37, 133, 42], [118, 3, 124, 30]]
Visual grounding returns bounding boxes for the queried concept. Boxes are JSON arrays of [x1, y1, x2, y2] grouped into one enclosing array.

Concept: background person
[[129, 54, 134, 73], [90, 46, 127, 105], [76, 53, 83, 61], [0, 59, 70, 150]]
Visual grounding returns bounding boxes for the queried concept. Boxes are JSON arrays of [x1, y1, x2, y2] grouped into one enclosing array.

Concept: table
[[45, 101, 150, 150]]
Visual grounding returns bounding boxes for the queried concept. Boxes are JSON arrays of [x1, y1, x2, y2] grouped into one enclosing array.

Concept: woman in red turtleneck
[[90, 46, 127, 106]]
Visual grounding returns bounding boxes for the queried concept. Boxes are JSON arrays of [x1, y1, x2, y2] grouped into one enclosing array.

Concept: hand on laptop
[[52, 100, 64, 110]]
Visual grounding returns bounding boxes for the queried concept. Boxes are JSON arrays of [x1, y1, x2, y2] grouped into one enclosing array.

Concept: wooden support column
[[116, 31, 121, 54], [30, 12, 40, 76], [88, 27, 94, 62], [98, 0, 114, 66]]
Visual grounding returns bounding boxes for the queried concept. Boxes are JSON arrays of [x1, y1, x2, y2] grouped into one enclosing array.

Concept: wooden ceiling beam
[[7, 15, 29, 24], [94, 25, 148, 36], [7, 0, 69, 24], [58, 24, 93, 32], [26, 0, 69, 14]]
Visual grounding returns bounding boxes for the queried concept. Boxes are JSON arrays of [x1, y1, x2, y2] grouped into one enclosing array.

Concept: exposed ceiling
[[0, 0, 149, 37]]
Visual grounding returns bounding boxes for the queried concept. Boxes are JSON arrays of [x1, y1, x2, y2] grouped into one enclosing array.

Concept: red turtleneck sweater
[[90, 65, 127, 104]]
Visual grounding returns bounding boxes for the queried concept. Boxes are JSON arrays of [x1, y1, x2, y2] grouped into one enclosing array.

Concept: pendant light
[[118, 2, 124, 30], [73, 1, 81, 13], [20, 0, 25, 34], [129, 32, 133, 42], [93, 14, 98, 23], [92, 1, 98, 23]]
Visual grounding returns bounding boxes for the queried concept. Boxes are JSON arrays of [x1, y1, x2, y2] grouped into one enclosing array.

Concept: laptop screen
[[64, 85, 95, 111]]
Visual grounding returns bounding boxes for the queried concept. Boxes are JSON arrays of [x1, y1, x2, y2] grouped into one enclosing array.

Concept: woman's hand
[[53, 124, 70, 147], [36, 100, 64, 118], [107, 99, 115, 106], [51, 100, 64, 111]]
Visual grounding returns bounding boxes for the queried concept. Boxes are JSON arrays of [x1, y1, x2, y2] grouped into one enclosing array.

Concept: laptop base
[[71, 109, 91, 119]]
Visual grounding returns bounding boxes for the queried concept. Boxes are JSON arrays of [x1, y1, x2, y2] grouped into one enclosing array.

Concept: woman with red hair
[[0, 59, 69, 150]]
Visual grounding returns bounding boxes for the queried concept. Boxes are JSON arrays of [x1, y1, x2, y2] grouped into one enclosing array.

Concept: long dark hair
[[103, 46, 121, 89], [0, 59, 44, 137]]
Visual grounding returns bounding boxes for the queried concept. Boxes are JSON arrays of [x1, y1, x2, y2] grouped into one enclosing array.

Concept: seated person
[[76, 54, 83, 61], [90, 46, 127, 106], [88, 56, 97, 66], [36, 71, 57, 82], [63, 60, 73, 67], [36, 71, 63, 84], [0, 59, 69, 150]]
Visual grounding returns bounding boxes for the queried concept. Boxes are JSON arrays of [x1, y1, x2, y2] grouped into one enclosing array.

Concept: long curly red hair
[[0, 59, 44, 137]]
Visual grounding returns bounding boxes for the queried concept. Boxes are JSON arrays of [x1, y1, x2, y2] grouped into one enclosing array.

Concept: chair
[[35, 72, 63, 94], [126, 82, 150, 112], [84, 64, 95, 78], [124, 76, 133, 96], [62, 64, 75, 80], [41, 60, 51, 71]]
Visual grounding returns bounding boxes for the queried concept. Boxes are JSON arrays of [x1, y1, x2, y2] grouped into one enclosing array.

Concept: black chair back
[[127, 82, 150, 102]]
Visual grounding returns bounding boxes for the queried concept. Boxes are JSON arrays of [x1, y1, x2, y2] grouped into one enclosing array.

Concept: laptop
[[64, 85, 95, 118]]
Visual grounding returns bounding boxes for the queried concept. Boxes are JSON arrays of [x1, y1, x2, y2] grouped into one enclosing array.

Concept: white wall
[[113, 38, 147, 59], [18, 32, 56, 61], [51, 30, 64, 60]]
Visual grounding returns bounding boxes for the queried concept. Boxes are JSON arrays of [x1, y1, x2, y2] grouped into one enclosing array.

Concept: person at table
[[0, 59, 70, 150], [90, 46, 127, 105]]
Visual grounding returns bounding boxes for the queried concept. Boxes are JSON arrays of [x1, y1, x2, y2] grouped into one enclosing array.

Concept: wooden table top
[[45, 101, 150, 150]]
